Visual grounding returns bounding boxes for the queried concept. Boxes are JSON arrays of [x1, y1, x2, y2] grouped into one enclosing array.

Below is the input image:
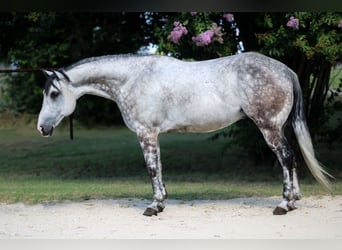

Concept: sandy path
[[0, 195, 341, 239]]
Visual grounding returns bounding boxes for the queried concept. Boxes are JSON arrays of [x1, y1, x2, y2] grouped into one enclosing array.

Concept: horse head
[[37, 69, 76, 136]]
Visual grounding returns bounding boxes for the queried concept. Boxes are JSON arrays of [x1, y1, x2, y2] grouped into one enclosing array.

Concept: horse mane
[[65, 54, 151, 71], [45, 53, 175, 93], [44, 54, 157, 93]]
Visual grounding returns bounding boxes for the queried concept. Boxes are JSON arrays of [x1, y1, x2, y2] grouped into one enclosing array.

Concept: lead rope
[[69, 114, 74, 140]]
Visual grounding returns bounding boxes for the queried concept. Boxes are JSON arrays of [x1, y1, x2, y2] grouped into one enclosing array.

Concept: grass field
[[1, 176, 338, 204], [330, 66, 342, 88], [0, 117, 341, 204]]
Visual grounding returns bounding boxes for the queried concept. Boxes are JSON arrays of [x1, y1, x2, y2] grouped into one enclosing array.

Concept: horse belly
[[161, 101, 244, 133]]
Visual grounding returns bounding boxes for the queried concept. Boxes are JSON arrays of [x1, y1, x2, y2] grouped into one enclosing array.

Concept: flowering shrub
[[191, 23, 224, 46], [255, 12, 342, 136], [168, 19, 226, 47], [192, 30, 214, 46], [151, 12, 342, 159], [256, 13, 341, 61], [158, 12, 243, 59], [168, 21, 188, 44], [286, 16, 299, 30], [223, 13, 234, 23]]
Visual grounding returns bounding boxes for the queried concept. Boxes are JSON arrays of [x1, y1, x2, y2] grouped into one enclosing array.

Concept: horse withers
[[37, 52, 332, 216]]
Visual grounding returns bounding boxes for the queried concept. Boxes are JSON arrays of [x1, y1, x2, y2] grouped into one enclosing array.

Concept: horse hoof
[[273, 206, 288, 215], [143, 208, 158, 216], [287, 206, 297, 212]]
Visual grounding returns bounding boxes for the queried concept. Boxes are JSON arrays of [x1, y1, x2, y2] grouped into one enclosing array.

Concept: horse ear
[[42, 69, 53, 77], [54, 70, 64, 80]]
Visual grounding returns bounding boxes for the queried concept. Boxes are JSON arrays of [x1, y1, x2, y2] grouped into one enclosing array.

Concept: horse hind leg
[[287, 162, 302, 211], [257, 127, 301, 215]]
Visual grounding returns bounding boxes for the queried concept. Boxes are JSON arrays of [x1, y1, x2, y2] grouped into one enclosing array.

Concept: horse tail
[[291, 72, 333, 191]]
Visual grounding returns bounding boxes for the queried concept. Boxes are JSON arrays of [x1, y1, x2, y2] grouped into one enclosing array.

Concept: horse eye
[[50, 91, 60, 99]]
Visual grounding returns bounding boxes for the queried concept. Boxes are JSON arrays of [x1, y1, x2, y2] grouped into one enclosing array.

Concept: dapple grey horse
[[37, 52, 332, 216]]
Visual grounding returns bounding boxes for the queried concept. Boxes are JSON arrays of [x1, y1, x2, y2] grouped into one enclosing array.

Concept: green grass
[[0, 176, 340, 204], [0, 176, 151, 204], [0, 121, 341, 204], [330, 66, 342, 88], [0, 122, 259, 179]]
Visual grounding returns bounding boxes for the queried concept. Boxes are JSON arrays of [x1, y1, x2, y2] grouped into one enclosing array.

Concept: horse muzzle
[[38, 125, 54, 137]]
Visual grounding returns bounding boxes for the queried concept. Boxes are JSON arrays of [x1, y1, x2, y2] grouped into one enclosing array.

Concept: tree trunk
[[308, 60, 331, 128]]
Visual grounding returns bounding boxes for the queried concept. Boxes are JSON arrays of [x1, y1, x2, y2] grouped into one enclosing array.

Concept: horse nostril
[[39, 125, 53, 136], [39, 126, 44, 134]]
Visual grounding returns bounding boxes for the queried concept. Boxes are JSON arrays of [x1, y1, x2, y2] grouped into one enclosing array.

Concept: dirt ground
[[0, 195, 341, 239]]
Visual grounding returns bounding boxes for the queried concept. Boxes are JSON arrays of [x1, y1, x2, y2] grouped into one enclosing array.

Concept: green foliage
[[256, 12, 342, 61], [253, 12, 342, 156], [211, 121, 276, 168], [0, 127, 340, 203], [2, 176, 338, 204], [316, 76, 342, 144], [153, 12, 342, 166], [153, 12, 236, 59], [4, 72, 43, 113], [0, 12, 148, 123]]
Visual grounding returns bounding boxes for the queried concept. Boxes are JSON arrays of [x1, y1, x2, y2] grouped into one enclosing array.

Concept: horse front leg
[[137, 129, 168, 216]]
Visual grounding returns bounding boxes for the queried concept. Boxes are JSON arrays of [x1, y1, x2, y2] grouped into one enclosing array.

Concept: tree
[[0, 12, 149, 125], [149, 12, 239, 59], [255, 12, 342, 132], [151, 12, 342, 169]]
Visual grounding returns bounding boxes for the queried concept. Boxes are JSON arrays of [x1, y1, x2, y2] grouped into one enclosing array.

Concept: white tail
[[293, 121, 333, 190], [292, 74, 333, 191]]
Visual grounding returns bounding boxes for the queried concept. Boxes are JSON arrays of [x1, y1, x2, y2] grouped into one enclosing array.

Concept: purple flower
[[168, 21, 188, 44], [192, 30, 215, 46], [286, 16, 299, 30], [338, 20, 342, 28], [223, 13, 234, 22], [190, 12, 197, 16]]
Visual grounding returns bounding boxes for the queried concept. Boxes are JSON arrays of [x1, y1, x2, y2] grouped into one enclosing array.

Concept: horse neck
[[65, 57, 139, 100]]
